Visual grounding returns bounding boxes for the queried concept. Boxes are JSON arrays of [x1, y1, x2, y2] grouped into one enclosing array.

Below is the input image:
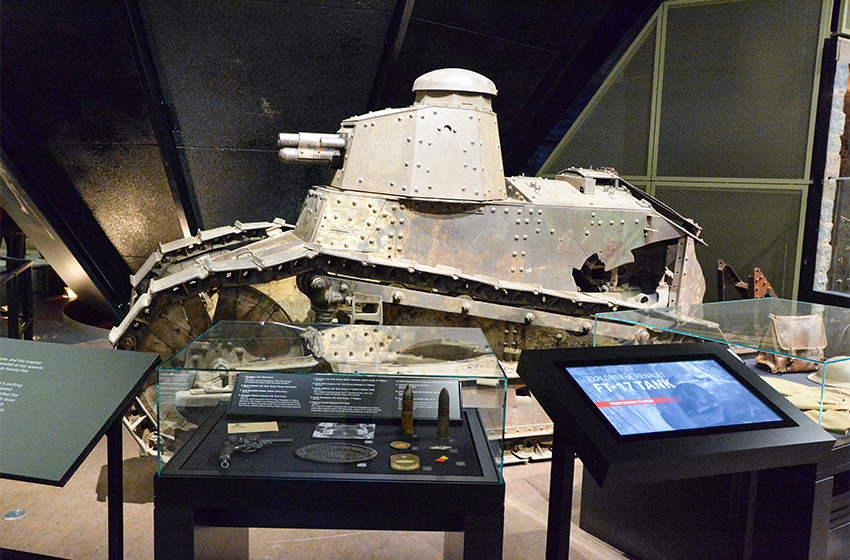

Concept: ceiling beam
[[0, 113, 131, 320], [122, 0, 198, 236], [368, 0, 417, 112]]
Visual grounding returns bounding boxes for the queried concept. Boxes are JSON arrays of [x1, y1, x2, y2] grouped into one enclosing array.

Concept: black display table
[[154, 404, 505, 559], [0, 337, 159, 560], [517, 343, 836, 560]]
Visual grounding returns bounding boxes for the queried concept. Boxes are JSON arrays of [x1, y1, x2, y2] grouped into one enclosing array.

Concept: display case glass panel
[[156, 322, 506, 480], [594, 298, 850, 436]]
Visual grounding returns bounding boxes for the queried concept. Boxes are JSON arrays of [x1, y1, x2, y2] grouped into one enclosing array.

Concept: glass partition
[[595, 298, 850, 435], [157, 322, 507, 481]]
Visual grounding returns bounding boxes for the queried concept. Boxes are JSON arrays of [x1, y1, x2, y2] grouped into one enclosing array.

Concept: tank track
[[113, 220, 634, 357]]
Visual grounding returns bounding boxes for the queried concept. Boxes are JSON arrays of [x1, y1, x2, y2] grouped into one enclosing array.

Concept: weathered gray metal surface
[[111, 69, 705, 356], [110, 69, 707, 454]]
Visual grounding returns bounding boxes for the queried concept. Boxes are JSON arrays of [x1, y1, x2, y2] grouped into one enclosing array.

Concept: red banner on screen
[[594, 396, 681, 408]]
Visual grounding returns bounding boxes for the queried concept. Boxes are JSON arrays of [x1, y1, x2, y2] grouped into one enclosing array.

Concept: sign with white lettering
[[227, 372, 461, 420]]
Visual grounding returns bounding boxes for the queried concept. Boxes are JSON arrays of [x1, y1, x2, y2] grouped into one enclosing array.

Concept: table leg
[[546, 424, 574, 560], [461, 512, 504, 560], [106, 419, 123, 560]]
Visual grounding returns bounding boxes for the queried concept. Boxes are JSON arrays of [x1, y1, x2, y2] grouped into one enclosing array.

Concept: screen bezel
[[556, 351, 796, 442]]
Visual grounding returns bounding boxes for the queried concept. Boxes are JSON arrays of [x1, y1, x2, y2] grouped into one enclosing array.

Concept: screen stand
[[546, 424, 574, 560]]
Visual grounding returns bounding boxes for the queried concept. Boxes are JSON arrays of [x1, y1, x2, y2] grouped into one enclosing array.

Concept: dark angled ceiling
[[0, 0, 659, 315]]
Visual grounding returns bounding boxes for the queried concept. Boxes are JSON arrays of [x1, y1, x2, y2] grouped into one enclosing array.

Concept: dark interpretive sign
[[0, 338, 158, 485], [227, 372, 461, 421]]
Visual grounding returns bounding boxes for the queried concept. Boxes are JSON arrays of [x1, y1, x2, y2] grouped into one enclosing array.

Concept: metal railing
[[0, 257, 33, 340]]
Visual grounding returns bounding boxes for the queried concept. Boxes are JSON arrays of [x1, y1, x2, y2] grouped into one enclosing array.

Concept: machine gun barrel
[[278, 132, 347, 164]]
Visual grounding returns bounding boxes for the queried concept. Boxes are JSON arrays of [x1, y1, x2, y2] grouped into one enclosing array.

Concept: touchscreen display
[[564, 358, 785, 437]]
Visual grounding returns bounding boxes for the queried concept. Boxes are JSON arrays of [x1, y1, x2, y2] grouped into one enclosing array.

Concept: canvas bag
[[755, 314, 826, 373]]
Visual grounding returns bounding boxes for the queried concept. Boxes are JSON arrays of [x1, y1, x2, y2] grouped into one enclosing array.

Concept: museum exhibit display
[[583, 298, 850, 560], [154, 322, 507, 559], [517, 341, 837, 560], [106, 67, 707, 456], [0, 337, 159, 560]]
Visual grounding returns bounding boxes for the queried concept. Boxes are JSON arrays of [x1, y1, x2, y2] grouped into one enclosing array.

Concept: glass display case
[[593, 297, 850, 436], [156, 321, 507, 482]]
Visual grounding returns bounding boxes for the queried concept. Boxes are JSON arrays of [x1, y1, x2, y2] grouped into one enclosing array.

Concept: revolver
[[219, 433, 293, 469]]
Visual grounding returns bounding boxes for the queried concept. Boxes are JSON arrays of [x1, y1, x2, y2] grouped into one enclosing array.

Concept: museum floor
[[0, 294, 628, 560]]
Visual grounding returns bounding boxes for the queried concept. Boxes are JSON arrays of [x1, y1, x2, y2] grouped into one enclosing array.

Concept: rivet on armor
[[512, 251, 518, 257], [523, 234, 528, 240], [585, 230, 590, 236], [550, 229, 555, 234], [591, 212, 596, 217], [510, 267, 516, 272], [521, 251, 526, 256], [399, 218, 405, 224], [516, 219, 521, 225], [514, 235, 519, 240]]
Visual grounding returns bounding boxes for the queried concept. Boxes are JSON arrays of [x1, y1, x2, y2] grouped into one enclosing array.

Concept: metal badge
[[390, 453, 420, 471], [295, 443, 378, 463], [390, 441, 411, 450]]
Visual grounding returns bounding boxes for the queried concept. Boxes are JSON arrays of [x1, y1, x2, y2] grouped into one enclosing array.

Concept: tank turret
[[279, 68, 505, 202]]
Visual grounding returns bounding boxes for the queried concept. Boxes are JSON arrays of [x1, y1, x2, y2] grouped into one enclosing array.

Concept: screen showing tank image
[[563, 358, 786, 437]]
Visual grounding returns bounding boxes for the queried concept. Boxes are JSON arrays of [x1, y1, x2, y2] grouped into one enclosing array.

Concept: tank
[[110, 69, 705, 454]]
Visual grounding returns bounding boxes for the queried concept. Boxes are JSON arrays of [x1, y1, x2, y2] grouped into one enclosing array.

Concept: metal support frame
[[0, 114, 130, 319], [122, 0, 198, 237], [502, 0, 663, 176], [367, 0, 416, 112], [0, 257, 33, 340], [801, 30, 850, 306]]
